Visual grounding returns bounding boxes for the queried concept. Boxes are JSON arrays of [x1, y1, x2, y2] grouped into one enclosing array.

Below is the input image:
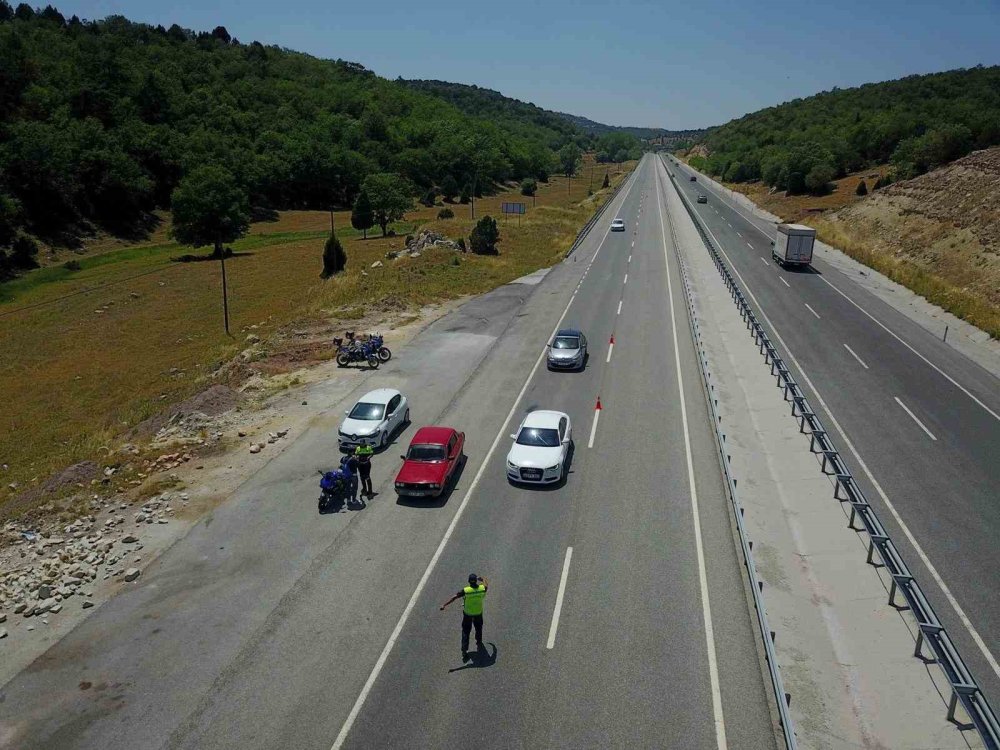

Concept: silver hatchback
[[547, 329, 587, 371]]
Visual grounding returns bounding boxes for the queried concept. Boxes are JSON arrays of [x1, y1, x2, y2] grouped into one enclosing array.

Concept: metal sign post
[[501, 202, 526, 227]]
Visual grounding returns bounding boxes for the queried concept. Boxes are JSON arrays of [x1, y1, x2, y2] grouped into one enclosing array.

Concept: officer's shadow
[[448, 643, 498, 673]]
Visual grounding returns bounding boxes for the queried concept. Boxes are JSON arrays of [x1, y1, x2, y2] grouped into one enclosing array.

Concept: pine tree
[[322, 231, 347, 277]]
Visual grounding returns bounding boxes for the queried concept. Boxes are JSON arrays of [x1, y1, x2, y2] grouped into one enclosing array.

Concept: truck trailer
[[771, 223, 816, 267]]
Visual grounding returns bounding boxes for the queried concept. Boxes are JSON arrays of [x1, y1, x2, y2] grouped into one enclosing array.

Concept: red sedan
[[394, 426, 465, 498]]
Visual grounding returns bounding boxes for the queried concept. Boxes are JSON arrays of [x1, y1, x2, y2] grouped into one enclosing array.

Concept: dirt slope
[[811, 148, 1000, 336]]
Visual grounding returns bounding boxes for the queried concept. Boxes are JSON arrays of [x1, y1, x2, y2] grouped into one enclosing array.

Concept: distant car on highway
[[611, 218, 625, 232], [689, 175, 697, 181], [547, 328, 588, 371], [394, 426, 465, 498], [506, 410, 572, 485], [697, 195, 708, 204], [339, 388, 409, 451]]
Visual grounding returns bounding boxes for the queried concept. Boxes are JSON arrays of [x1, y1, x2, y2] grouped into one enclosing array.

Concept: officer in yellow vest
[[440, 573, 489, 659]]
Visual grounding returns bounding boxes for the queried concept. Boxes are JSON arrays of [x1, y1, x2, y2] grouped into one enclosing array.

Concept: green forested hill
[[0, 4, 585, 261], [401, 79, 644, 162], [688, 66, 1000, 194]]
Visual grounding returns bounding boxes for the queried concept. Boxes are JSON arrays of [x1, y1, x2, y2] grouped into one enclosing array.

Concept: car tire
[[403, 408, 410, 426]]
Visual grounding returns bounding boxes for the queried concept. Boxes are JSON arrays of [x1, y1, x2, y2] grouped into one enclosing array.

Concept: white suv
[[610, 218, 625, 232]]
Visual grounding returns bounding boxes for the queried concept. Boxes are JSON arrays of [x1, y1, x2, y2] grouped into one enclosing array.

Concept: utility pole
[[216, 233, 230, 335], [471, 172, 476, 220]]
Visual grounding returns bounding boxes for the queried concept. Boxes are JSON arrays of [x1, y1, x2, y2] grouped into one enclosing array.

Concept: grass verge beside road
[[1, 156, 633, 517]]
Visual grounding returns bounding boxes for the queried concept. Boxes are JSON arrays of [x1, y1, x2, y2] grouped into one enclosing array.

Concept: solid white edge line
[[683, 162, 1000, 425], [329, 157, 644, 750], [780, 277, 790, 288], [816, 274, 1000, 424], [894, 397, 938, 441], [587, 408, 601, 449], [843, 343, 869, 369], [606, 342, 614, 363], [655, 160, 728, 749], [546, 546, 574, 649], [805, 303, 821, 319], [695, 210, 1000, 682]]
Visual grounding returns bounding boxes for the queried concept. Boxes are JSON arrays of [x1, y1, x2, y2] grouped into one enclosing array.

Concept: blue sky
[[52, 0, 1000, 129]]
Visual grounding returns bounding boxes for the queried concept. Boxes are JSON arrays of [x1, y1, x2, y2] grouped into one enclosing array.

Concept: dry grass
[[1, 155, 632, 512], [714, 166, 891, 223], [811, 215, 1000, 339]]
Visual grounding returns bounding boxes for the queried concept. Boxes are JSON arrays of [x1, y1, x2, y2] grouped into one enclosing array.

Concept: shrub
[[470, 216, 500, 255], [520, 179, 537, 197], [62, 259, 82, 271], [321, 232, 346, 277], [456, 237, 466, 252], [10, 234, 39, 269], [421, 187, 436, 207], [440, 176, 458, 203], [459, 184, 471, 204], [449, 255, 460, 266], [805, 163, 835, 195], [602, 173, 610, 189], [855, 180, 868, 196], [437, 208, 454, 219]]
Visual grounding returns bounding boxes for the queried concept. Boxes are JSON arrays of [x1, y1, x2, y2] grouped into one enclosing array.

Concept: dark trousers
[[461, 613, 483, 651], [359, 465, 372, 496], [347, 475, 358, 501]]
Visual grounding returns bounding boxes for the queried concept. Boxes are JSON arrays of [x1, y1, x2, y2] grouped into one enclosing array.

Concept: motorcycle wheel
[[378, 346, 392, 362], [336, 352, 350, 368], [367, 355, 380, 369]]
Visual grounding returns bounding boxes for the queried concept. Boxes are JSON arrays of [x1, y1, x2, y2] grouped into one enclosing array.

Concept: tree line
[[683, 66, 1000, 195], [0, 4, 643, 278]]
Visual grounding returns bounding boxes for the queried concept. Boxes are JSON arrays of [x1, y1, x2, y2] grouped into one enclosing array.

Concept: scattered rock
[[123, 568, 141, 582], [249, 443, 263, 454], [0, 629, 7, 639], [82, 601, 94, 609], [371, 261, 383, 268], [122, 535, 138, 544]]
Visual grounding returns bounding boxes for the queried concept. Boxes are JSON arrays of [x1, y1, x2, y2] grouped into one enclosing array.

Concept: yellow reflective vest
[[462, 584, 487, 615]]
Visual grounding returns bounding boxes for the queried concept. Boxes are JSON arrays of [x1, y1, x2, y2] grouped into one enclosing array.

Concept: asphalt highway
[[0, 156, 778, 750], [667, 155, 1000, 707]]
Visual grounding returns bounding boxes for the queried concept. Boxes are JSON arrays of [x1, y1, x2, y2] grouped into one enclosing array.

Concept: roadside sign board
[[501, 202, 526, 214]]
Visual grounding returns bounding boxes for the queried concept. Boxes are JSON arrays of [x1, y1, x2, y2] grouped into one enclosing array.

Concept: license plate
[[521, 469, 542, 480]]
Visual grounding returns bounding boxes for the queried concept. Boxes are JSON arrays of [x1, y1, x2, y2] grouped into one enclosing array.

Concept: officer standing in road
[[440, 574, 489, 659], [355, 444, 374, 499], [340, 451, 359, 504]]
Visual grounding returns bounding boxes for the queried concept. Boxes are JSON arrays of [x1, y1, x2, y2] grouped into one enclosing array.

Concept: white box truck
[[771, 223, 816, 266]]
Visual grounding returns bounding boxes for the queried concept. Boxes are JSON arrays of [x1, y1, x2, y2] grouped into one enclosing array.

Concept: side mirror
[[510, 433, 517, 440], [770, 241, 775, 246], [344, 410, 350, 416], [400, 454, 407, 460]]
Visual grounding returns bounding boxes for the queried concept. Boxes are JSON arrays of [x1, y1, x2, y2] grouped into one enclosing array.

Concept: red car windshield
[[407, 444, 446, 461]]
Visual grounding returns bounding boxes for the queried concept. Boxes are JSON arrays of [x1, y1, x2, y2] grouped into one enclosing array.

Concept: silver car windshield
[[348, 402, 385, 420], [516, 428, 560, 447], [552, 336, 580, 350]]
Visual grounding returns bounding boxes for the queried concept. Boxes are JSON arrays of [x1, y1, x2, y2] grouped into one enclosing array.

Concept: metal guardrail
[[658, 166, 799, 750], [565, 167, 634, 257], [665, 159, 1000, 750]]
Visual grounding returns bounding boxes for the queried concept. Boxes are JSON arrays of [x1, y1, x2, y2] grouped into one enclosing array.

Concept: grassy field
[[1, 156, 632, 514]]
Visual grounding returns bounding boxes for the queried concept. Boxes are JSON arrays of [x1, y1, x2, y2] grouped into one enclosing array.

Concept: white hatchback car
[[610, 218, 625, 232], [338, 388, 409, 451], [506, 410, 572, 484]]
